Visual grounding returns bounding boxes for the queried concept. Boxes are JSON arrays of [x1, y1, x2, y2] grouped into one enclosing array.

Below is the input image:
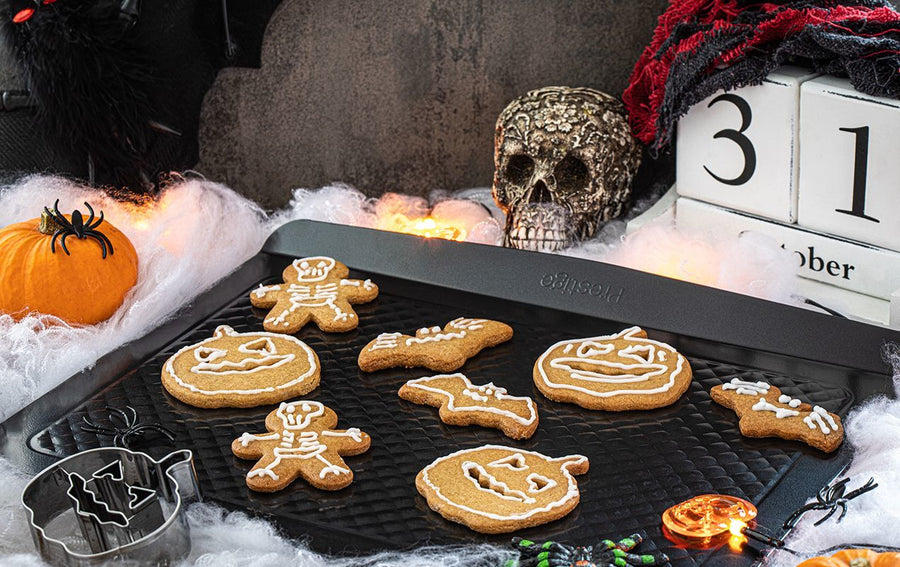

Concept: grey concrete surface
[[196, 0, 666, 209]]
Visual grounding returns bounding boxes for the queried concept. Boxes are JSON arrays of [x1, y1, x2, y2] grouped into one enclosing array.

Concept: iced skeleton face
[[293, 257, 335, 282], [276, 400, 325, 430], [492, 87, 642, 252]]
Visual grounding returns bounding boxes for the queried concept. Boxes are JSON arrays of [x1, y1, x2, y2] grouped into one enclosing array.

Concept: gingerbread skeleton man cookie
[[251, 257, 378, 333], [711, 378, 844, 453], [358, 318, 513, 372], [399, 373, 539, 439], [232, 400, 372, 491]]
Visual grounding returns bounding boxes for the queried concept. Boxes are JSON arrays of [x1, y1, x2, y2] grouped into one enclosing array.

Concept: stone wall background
[[196, 0, 666, 208]]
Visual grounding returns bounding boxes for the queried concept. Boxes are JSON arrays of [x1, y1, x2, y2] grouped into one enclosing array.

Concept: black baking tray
[[2, 220, 897, 566]]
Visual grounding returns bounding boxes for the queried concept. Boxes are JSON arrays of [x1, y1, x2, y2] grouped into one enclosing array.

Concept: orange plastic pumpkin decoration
[[0, 201, 139, 325], [798, 549, 900, 567]]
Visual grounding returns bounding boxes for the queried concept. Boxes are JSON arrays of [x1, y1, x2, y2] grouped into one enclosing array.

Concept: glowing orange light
[[662, 495, 757, 549], [728, 519, 749, 552], [729, 518, 747, 536], [381, 214, 467, 241]]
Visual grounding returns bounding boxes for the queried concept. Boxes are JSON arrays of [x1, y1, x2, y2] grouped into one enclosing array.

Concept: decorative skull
[[492, 87, 642, 252]]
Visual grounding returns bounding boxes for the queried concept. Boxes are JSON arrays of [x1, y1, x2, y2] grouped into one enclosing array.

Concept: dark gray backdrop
[[196, 0, 667, 208]]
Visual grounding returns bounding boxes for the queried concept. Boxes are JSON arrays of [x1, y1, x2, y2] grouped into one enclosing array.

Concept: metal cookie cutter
[[22, 448, 201, 566]]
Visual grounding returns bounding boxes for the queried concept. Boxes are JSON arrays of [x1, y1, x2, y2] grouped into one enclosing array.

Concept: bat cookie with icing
[[399, 373, 539, 439], [711, 378, 844, 453], [358, 318, 513, 372], [533, 326, 692, 411], [251, 256, 378, 333], [232, 400, 371, 491], [162, 325, 320, 408]]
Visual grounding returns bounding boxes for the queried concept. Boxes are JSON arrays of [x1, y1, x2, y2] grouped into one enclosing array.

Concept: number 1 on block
[[798, 77, 899, 252]]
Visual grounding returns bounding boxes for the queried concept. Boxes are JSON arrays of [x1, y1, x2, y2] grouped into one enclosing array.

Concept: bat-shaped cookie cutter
[[21, 447, 201, 566]]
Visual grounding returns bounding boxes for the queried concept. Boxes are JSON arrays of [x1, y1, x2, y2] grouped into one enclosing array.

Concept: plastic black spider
[[80, 406, 176, 449], [507, 534, 670, 567], [43, 199, 115, 258], [783, 476, 878, 530]]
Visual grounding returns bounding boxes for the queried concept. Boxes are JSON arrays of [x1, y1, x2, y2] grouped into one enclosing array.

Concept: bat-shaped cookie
[[399, 373, 539, 439], [711, 378, 843, 453], [358, 318, 513, 372]]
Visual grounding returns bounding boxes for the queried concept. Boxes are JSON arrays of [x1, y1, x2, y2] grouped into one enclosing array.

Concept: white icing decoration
[[190, 336, 296, 375], [369, 332, 402, 350], [292, 256, 335, 282], [752, 397, 800, 419], [240, 401, 364, 483], [535, 327, 685, 398], [778, 394, 802, 408], [527, 473, 557, 493], [406, 329, 466, 346], [264, 282, 354, 327], [420, 446, 587, 522], [338, 278, 375, 290], [448, 318, 487, 331], [488, 454, 528, 470], [254, 284, 281, 298], [404, 373, 538, 427], [722, 378, 771, 396], [803, 406, 839, 435], [462, 389, 489, 402], [462, 461, 534, 503], [166, 328, 317, 396]]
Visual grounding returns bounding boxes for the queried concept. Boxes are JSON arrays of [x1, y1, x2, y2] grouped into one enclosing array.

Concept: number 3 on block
[[677, 67, 818, 223], [798, 76, 900, 252], [703, 94, 757, 186]]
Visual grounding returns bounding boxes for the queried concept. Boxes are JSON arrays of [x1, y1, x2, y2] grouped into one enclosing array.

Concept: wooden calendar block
[[676, 197, 900, 300], [676, 66, 818, 223], [797, 76, 900, 252]]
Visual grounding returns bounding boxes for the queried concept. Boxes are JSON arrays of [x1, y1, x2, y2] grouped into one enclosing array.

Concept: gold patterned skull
[[492, 87, 642, 252]]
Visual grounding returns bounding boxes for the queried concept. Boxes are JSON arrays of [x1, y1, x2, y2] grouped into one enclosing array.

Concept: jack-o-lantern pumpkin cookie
[[358, 318, 513, 372], [416, 445, 589, 533], [533, 326, 692, 411], [232, 400, 371, 492], [399, 373, 539, 439], [162, 325, 320, 408], [251, 256, 378, 333], [711, 378, 844, 453]]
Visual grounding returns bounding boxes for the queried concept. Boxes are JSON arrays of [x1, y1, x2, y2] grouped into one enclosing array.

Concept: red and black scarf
[[623, 0, 900, 152]]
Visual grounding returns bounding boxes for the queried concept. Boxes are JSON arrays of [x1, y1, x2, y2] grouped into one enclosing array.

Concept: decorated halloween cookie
[[231, 400, 371, 491], [162, 325, 320, 408], [416, 445, 589, 533], [251, 256, 378, 333], [711, 378, 844, 453], [399, 373, 539, 439], [533, 326, 692, 411], [358, 318, 513, 372]]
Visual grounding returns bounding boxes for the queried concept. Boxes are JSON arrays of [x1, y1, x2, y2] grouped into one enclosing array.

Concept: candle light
[[662, 495, 758, 549], [381, 214, 468, 241]]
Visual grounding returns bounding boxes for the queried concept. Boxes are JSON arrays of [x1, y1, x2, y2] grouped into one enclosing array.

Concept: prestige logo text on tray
[[539, 272, 624, 303]]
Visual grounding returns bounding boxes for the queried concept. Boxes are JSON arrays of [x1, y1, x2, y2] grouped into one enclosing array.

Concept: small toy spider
[[80, 406, 176, 449], [783, 476, 878, 529], [43, 199, 115, 258], [507, 534, 670, 567]]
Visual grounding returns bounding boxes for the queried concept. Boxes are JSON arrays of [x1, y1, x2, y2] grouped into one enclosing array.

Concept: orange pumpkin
[[798, 550, 900, 567], [0, 203, 139, 325]]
